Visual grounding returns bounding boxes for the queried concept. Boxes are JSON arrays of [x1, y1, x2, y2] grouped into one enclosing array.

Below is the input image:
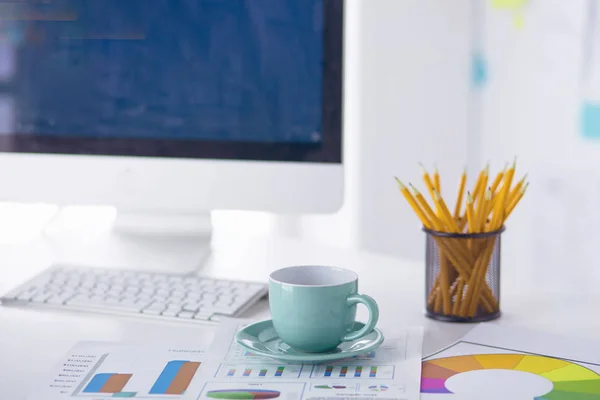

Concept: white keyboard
[[0, 266, 268, 324]]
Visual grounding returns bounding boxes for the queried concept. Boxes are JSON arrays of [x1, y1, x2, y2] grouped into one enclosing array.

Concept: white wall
[[297, 0, 473, 261], [479, 0, 600, 284]]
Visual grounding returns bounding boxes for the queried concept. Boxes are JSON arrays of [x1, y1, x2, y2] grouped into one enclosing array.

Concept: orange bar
[[99, 374, 132, 393], [165, 362, 201, 395]]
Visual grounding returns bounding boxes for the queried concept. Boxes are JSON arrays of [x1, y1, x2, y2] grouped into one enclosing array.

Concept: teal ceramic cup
[[269, 265, 379, 353]]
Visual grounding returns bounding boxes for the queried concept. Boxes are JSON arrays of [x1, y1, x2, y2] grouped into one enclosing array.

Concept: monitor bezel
[[0, 0, 343, 164]]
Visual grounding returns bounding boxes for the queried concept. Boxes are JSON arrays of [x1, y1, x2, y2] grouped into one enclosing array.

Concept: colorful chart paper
[[421, 354, 600, 398]]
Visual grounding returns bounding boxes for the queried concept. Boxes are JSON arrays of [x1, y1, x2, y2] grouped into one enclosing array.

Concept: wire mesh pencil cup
[[424, 226, 504, 322]]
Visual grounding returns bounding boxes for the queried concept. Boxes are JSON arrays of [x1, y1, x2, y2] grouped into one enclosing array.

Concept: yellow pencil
[[477, 187, 492, 232], [395, 178, 432, 228], [453, 167, 467, 220], [489, 183, 507, 230], [472, 164, 489, 202], [508, 174, 527, 206], [433, 189, 458, 232], [505, 182, 528, 219], [466, 192, 476, 234], [500, 158, 517, 210], [433, 164, 441, 194], [409, 184, 443, 230], [419, 163, 437, 202], [490, 163, 507, 194]]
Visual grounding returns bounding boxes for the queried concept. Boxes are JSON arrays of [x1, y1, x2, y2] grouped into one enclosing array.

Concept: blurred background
[[226, 0, 600, 288], [1, 0, 598, 288]]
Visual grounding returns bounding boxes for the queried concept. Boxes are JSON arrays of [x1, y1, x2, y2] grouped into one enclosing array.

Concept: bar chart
[[226, 345, 266, 361], [149, 361, 201, 395], [62, 344, 206, 399], [83, 373, 134, 395], [80, 359, 200, 397], [217, 364, 303, 379], [310, 365, 395, 380]]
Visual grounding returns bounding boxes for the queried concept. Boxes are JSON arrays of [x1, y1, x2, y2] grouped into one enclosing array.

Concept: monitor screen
[[0, 0, 342, 162]]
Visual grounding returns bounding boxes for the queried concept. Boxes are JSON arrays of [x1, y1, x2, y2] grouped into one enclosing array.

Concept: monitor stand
[[42, 206, 213, 274]]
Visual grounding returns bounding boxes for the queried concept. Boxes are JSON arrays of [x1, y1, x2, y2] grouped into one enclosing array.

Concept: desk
[[1, 231, 599, 400]]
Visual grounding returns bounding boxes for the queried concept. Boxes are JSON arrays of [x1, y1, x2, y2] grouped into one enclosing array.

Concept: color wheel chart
[[421, 353, 600, 398]]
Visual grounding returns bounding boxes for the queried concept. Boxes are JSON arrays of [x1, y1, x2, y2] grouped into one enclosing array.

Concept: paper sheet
[[196, 320, 424, 400], [421, 324, 600, 399], [27, 342, 206, 400]]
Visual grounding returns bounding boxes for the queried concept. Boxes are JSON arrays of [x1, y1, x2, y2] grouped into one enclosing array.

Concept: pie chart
[[421, 354, 600, 398], [206, 389, 280, 399]]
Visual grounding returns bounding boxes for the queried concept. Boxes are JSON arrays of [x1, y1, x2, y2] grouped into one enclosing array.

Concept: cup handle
[[341, 294, 379, 342]]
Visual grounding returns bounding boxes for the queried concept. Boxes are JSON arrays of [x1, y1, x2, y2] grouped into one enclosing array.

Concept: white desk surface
[[1, 230, 599, 399]]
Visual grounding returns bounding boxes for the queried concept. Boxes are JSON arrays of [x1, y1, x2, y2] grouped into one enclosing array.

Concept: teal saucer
[[235, 319, 384, 363]]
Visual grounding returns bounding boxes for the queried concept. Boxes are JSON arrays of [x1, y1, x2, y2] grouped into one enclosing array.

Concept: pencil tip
[[512, 156, 517, 168], [485, 187, 492, 199], [409, 183, 420, 194], [467, 192, 473, 203], [394, 177, 405, 189], [418, 162, 427, 173]]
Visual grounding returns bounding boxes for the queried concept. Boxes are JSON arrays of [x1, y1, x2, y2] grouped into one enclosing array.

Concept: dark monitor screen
[[0, 0, 342, 162]]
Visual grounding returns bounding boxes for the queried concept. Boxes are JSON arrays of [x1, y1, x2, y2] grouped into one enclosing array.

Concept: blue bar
[[83, 373, 113, 393], [149, 361, 187, 394]]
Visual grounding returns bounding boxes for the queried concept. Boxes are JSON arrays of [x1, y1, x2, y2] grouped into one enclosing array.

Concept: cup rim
[[269, 265, 358, 288]]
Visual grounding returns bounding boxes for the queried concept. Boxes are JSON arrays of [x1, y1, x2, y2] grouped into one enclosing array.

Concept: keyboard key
[[194, 312, 212, 320], [31, 294, 51, 303], [144, 301, 165, 310], [137, 293, 152, 301], [182, 302, 201, 312], [202, 293, 217, 301], [177, 311, 196, 319], [140, 287, 155, 295], [161, 309, 178, 317], [212, 305, 237, 314], [46, 295, 71, 305], [218, 295, 234, 304], [142, 308, 162, 315]]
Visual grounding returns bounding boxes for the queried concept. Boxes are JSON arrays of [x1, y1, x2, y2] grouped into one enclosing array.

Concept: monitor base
[[42, 206, 212, 274]]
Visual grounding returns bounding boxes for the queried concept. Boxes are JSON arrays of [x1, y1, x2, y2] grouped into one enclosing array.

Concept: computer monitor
[[0, 0, 344, 270]]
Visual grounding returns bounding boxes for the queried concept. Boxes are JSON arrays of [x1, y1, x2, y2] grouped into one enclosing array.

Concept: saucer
[[235, 319, 384, 363]]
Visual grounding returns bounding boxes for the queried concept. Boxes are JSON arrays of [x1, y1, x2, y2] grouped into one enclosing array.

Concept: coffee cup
[[269, 265, 379, 353]]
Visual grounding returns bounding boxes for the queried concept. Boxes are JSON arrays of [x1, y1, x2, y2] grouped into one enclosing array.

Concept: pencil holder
[[424, 226, 504, 322]]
